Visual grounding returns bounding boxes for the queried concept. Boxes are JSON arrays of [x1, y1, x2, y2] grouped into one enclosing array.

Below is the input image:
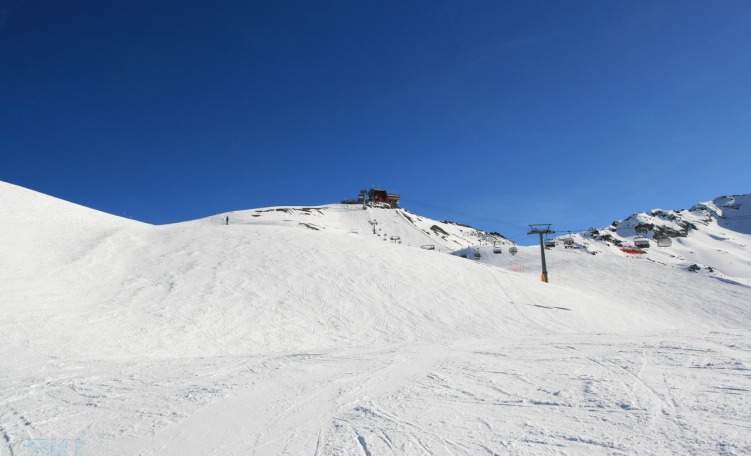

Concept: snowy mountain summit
[[695, 194, 751, 234], [559, 194, 751, 284], [1, 181, 750, 455]]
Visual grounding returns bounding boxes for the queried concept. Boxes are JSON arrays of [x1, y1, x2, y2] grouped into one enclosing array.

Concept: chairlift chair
[[492, 243, 503, 254], [563, 238, 575, 249], [509, 246, 518, 255], [544, 239, 557, 248], [656, 237, 672, 247], [634, 237, 650, 248]]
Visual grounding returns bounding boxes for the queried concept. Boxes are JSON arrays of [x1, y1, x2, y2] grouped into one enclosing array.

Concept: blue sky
[[1, 1, 749, 244]]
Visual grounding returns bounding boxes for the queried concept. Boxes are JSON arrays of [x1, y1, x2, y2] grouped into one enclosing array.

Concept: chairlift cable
[[399, 197, 528, 229]]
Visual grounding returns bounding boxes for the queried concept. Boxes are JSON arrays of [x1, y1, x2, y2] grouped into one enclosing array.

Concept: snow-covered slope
[[529, 194, 751, 285], [1, 182, 750, 455], [191, 204, 510, 252], [0, 181, 148, 280], [0, 188, 662, 362], [706, 194, 751, 235]]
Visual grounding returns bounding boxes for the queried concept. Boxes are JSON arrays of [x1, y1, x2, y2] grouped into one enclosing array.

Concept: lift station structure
[[343, 188, 401, 208]]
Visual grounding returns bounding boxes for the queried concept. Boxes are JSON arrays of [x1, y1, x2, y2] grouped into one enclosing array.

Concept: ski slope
[[1, 181, 750, 455], [201, 203, 510, 252]]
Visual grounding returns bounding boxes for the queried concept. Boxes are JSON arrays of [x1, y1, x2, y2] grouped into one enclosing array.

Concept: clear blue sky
[[2, 1, 750, 244]]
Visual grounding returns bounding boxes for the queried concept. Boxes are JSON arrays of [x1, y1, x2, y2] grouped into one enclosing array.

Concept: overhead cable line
[[399, 197, 529, 230], [505, 232, 538, 241]]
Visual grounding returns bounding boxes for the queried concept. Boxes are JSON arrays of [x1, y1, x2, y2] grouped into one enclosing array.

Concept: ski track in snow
[[1, 334, 750, 455]]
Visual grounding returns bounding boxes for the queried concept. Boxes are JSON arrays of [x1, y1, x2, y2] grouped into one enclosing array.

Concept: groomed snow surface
[[1, 181, 750, 455]]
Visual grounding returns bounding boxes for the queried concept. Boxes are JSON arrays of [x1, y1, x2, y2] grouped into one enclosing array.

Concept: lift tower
[[528, 224, 555, 283]]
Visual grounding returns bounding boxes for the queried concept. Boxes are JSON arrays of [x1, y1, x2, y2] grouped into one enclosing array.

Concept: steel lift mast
[[528, 224, 555, 283]]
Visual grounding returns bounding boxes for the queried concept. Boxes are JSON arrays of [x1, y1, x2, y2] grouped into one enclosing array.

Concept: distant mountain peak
[[571, 193, 751, 282]]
